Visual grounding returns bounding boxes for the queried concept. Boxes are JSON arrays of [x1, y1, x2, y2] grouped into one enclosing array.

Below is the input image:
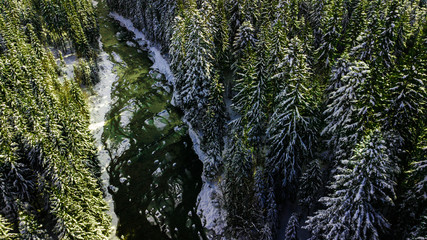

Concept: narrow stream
[[89, 1, 205, 239]]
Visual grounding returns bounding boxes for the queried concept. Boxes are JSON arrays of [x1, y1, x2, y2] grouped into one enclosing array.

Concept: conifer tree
[[305, 130, 399, 240], [267, 37, 315, 190], [232, 20, 257, 72], [202, 73, 226, 179], [322, 60, 371, 163], [223, 135, 257, 239], [266, 185, 278, 232], [169, 14, 188, 101], [406, 157, 427, 239], [177, 2, 216, 126], [384, 16, 426, 147], [226, 0, 243, 47], [339, 0, 368, 50], [265, 16, 287, 104], [285, 213, 299, 240], [231, 35, 271, 151], [317, 0, 345, 69], [298, 160, 323, 211]]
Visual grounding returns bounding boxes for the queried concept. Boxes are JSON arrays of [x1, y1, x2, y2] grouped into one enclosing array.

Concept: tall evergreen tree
[[305, 130, 399, 240], [285, 213, 299, 240], [232, 20, 257, 72], [322, 60, 371, 163], [231, 34, 271, 152], [267, 37, 315, 191], [223, 135, 257, 239], [298, 160, 323, 211], [317, 0, 345, 69], [175, 2, 216, 127]]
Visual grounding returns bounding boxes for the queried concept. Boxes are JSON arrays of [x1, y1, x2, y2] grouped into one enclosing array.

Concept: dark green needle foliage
[[0, 0, 110, 238]]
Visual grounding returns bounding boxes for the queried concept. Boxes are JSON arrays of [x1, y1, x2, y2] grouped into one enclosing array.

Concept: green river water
[[94, 2, 205, 239]]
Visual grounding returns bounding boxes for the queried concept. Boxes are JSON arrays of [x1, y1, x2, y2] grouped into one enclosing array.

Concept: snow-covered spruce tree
[[230, 48, 258, 142], [397, 127, 427, 239], [349, 0, 404, 70], [322, 60, 371, 164], [278, 0, 302, 38], [339, 0, 368, 50], [348, 0, 388, 65], [304, 0, 325, 49], [174, 2, 216, 127], [202, 73, 226, 179], [384, 60, 425, 146], [265, 11, 287, 104], [231, 37, 271, 153], [225, 0, 243, 48], [317, 0, 345, 69], [232, 20, 257, 73], [223, 135, 259, 239], [267, 36, 315, 192], [285, 213, 299, 240], [374, 0, 400, 69], [384, 13, 426, 148], [266, 184, 278, 232], [248, 40, 269, 148], [169, 13, 189, 105], [212, 0, 230, 66], [305, 130, 399, 240], [323, 56, 352, 105], [254, 166, 275, 240], [254, 166, 268, 210], [298, 160, 323, 212], [407, 157, 427, 239]]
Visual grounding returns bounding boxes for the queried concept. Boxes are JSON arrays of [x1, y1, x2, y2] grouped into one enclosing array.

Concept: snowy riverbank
[[88, 39, 121, 239], [108, 12, 227, 239]]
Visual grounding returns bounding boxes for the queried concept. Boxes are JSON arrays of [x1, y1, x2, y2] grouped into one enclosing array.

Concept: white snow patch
[[153, 116, 167, 130], [106, 138, 131, 160], [126, 41, 136, 47], [109, 12, 175, 84], [111, 51, 124, 64], [60, 54, 77, 80], [88, 38, 120, 239], [197, 182, 227, 236], [120, 110, 133, 129], [158, 110, 170, 119], [153, 110, 170, 130], [186, 120, 227, 238], [152, 167, 162, 177]]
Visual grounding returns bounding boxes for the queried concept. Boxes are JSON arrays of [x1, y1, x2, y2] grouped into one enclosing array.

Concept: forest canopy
[[109, 0, 426, 239], [0, 0, 111, 238]]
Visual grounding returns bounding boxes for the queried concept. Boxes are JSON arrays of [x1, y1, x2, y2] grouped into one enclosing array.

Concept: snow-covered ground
[[88, 39, 120, 240], [187, 121, 228, 239]]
